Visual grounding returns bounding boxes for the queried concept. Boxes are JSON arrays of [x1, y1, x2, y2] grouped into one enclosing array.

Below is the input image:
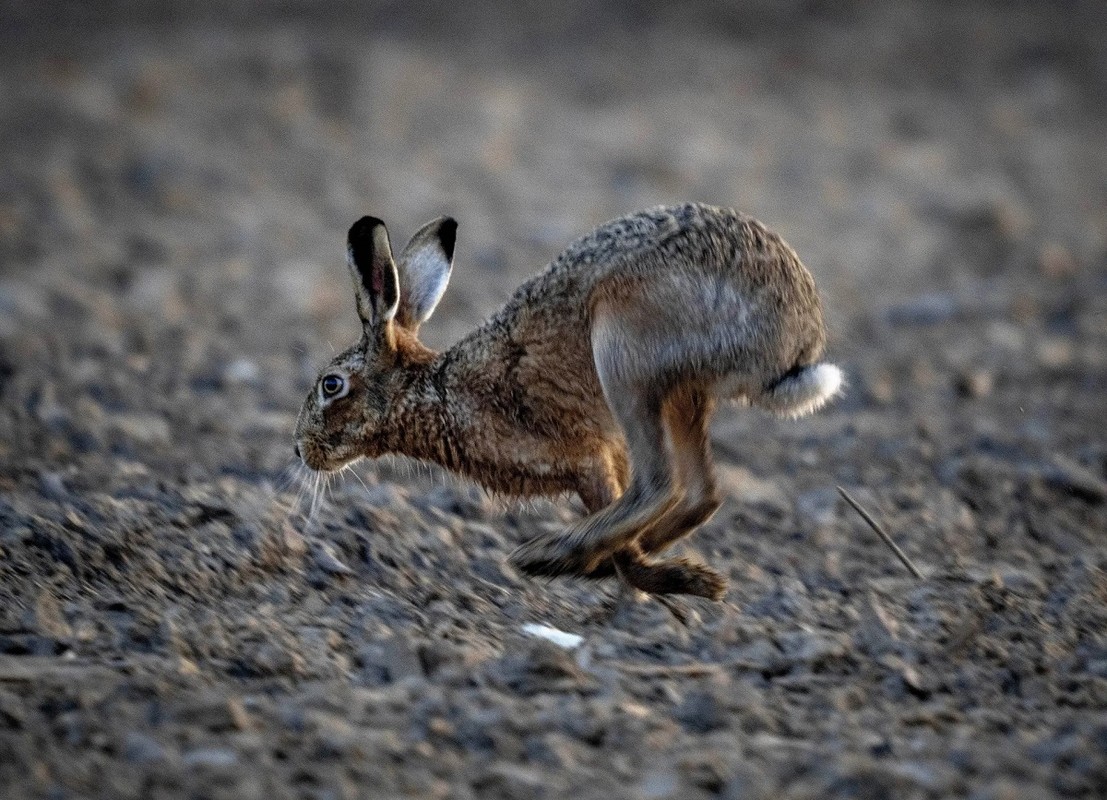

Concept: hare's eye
[[320, 374, 346, 399]]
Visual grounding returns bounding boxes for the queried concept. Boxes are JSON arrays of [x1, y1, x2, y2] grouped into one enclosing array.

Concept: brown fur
[[295, 203, 842, 601]]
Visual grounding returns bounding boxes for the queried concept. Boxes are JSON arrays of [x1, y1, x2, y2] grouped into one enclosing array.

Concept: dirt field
[[1, 1, 1106, 798]]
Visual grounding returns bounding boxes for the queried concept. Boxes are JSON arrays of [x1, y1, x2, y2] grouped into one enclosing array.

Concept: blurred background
[[1, 3, 1107, 797], [2, 0, 1104, 355]]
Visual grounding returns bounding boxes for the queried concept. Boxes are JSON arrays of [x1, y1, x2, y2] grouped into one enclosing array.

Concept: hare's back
[[476, 202, 825, 382], [544, 203, 815, 294]]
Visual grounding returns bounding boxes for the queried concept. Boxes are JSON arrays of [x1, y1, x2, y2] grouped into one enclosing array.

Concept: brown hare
[[294, 203, 842, 602]]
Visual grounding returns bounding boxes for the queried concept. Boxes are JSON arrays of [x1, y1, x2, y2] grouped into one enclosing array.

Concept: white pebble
[[521, 623, 583, 649]]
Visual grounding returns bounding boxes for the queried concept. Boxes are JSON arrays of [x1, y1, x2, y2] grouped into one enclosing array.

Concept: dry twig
[[836, 485, 924, 579]]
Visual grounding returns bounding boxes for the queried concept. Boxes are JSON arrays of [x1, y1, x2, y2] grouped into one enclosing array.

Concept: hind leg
[[612, 542, 727, 600], [637, 385, 724, 557], [521, 404, 724, 601], [574, 455, 724, 600], [572, 482, 723, 629]]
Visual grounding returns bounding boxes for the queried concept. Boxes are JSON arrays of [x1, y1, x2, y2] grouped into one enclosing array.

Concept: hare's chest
[[463, 425, 611, 501]]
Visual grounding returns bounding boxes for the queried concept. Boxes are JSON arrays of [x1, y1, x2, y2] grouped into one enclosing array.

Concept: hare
[[294, 203, 842, 601]]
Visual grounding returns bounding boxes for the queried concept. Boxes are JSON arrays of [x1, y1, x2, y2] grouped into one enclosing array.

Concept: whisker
[[311, 472, 324, 522], [311, 471, 332, 524], [279, 468, 302, 519], [344, 464, 371, 495], [273, 461, 302, 496], [290, 464, 310, 517], [302, 472, 318, 530]]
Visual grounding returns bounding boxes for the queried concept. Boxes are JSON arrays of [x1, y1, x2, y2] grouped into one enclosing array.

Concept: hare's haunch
[[294, 203, 842, 601]]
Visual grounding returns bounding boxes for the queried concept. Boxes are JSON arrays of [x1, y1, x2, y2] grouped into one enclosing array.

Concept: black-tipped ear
[[395, 216, 457, 331], [437, 217, 457, 262], [346, 216, 400, 328]]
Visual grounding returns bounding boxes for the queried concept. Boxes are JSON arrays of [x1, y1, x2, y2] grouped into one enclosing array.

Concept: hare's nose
[[294, 444, 302, 460]]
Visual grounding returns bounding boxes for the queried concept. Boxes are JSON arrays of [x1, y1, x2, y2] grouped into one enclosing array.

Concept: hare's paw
[[510, 533, 597, 579], [615, 554, 728, 600], [671, 559, 728, 601]]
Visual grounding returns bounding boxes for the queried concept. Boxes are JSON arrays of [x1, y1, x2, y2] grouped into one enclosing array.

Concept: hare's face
[[294, 343, 390, 471], [294, 213, 456, 470]]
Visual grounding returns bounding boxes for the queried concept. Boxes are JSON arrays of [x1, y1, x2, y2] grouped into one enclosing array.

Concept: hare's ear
[[347, 216, 400, 329], [394, 216, 457, 331]]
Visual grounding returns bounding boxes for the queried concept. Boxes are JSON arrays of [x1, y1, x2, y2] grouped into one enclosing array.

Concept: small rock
[[223, 358, 260, 386], [33, 383, 69, 428], [864, 369, 896, 405], [112, 414, 171, 445], [899, 663, 931, 699], [310, 540, 355, 576], [972, 777, 1057, 800], [884, 292, 957, 326], [521, 623, 583, 649], [674, 689, 727, 734], [986, 321, 1024, 351], [246, 642, 304, 678], [1038, 242, 1077, 278], [280, 521, 308, 558], [1035, 336, 1074, 368], [473, 763, 550, 799], [0, 689, 26, 729], [639, 768, 680, 800], [455, 707, 505, 753], [731, 638, 786, 673], [418, 639, 490, 678], [1027, 457, 1107, 504], [884, 760, 957, 793], [182, 747, 238, 769], [356, 636, 424, 685], [776, 630, 849, 668], [1085, 659, 1107, 678], [679, 751, 731, 793], [991, 565, 1046, 595], [487, 640, 594, 695], [176, 694, 252, 732], [796, 487, 839, 526], [954, 369, 993, 399], [309, 712, 357, 758], [523, 732, 579, 769], [28, 589, 71, 639], [721, 763, 771, 800], [122, 731, 168, 765], [38, 472, 69, 502], [880, 655, 932, 700]]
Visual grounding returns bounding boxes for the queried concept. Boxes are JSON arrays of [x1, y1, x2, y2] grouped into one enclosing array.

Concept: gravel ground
[[1, 2, 1106, 798]]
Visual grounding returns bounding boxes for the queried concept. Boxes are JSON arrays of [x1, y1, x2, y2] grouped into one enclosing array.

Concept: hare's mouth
[[295, 441, 346, 472], [303, 453, 366, 475]]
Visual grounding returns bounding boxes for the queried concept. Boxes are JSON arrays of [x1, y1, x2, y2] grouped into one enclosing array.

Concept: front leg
[[512, 387, 679, 577], [518, 451, 624, 581], [513, 455, 724, 600], [511, 486, 682, 577]]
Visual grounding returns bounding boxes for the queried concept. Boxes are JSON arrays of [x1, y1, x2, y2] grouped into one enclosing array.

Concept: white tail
[[755, 363, 844, 418]]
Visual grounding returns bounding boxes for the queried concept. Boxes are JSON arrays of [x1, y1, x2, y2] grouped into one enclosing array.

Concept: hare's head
[[294, 215, 456, 471]]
